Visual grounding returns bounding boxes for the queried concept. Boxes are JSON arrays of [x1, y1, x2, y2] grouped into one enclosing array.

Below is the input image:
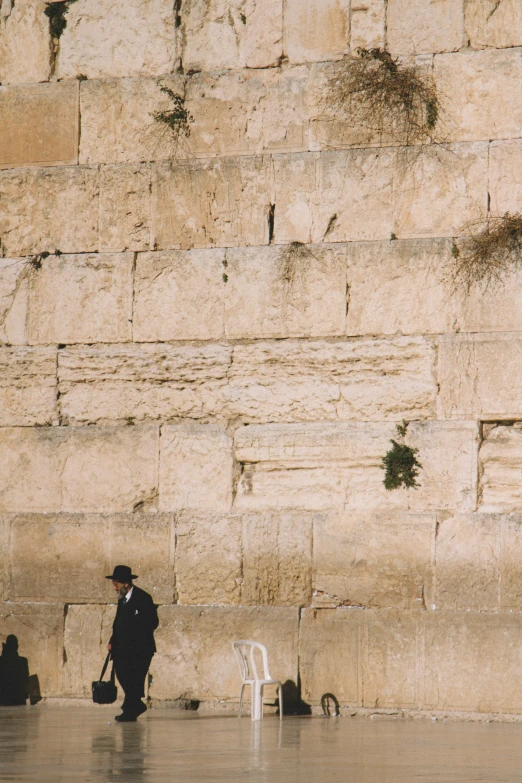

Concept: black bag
[[92, 652, 117, 704]]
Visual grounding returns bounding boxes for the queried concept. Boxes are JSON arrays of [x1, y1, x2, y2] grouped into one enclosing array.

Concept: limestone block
[[313, 512, 436, 610], [62, 603, 115, 698], [435, 50, 522, 143], [242, 511, 313, 606], [363, 610, 420, 708], [152, 605, 298, 701], [181, 0, 283, 72], [299, 608, 362, 703], [175, 513, 242, 605], [234, 421, 479, 513], [159, 425, 233, 512], [0, 0, 50, 85], [99, 165, 151, 252], [224, 244, 347, 339], [0, 258, 30, 345], [489, 140, 522, 216], [393, 143, 488, 239], [479, 424, 522, 513], [387, 0, 465, 55], [0, 515, 9, 600], [151, 157, 272, 250], [350, 0, 386, 51], [435, 514, 500, 611], [55, 0, 176, 80], [57, 343, 231, 424], [500, 515, 522, 612], [0, 426, 159, 513], [438, 334, 522, 420], [133, 249, 225, 342], [0, 166, 99, 257], [228, 337, 437, 423], [0, 347, 56, 426], [465, 0, 522, 50], [272, 154, 316, 244], [27, 253, 133, 344], [0, 602, 64, 696], [0, 82, 78, 170], [283, 0, 350, 64]]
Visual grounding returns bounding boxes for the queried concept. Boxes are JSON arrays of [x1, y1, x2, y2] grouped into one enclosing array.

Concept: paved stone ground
[[1, 705, 522, 782]]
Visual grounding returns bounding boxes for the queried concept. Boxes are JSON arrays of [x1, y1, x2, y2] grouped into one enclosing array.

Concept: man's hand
[[107, 643, 112, 651]]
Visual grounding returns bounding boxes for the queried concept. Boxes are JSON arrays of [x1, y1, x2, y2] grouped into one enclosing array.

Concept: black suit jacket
[[110, 585, 159, 660]]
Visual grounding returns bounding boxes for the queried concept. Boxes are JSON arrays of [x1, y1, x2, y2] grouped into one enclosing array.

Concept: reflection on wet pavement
[[1, 706, 522, 782]]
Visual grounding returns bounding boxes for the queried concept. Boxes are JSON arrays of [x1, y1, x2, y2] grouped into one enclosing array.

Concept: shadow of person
[[93, 723, 146, 783], [0, 635, 29, 706], [280, 680, 312, 716]]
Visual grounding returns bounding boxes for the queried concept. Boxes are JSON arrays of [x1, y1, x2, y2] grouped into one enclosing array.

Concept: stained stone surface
[[387, 0, 465, 55], [283, 0, 350, 64], [0, 346, 57, 426], [0, 0, 50, 85], [465, 0, 522, 50]]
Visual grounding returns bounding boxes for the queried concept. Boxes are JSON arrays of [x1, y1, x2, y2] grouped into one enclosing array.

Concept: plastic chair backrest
[[233, 641, 272, 682]]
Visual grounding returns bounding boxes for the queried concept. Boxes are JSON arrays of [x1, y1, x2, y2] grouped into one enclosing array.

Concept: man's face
[[112, 580, 129, 599]]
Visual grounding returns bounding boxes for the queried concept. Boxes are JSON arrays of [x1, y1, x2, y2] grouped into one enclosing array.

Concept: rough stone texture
[[234, 421, 479, 513], [181, 0, 283, 72], [133, 249, 226, 342], [272, 153, 316, 243], [55, 0, 176, 80], [0, 82, 78, 170], [151, 157, 272, 250], [350, 0, 386, 51], [363, 610, 420, 708], [62, 603, 115, 698], [465, 0, 522, 50], [0, 426, 159, 513], [435, 50, 522, 143], [0, 0, 50, 85], [159, 425, 233, 512], [0, 602, 64, 697], [438, 334, 522, 420], [224, 244, 347, 339], [0, 514, 9, 600], [313, 512, 436, 610], [500, 515, 522, 612], [0, 347, 56, 426], [0, 258, 30, 346], [57, 343, 232, 424], [0, 166, 99, 257], [489, 140, 522, 216], [27, 253, 133, 345], [99, 165, 151, 252], [175, 513, 242, 605], [479, 425, 522, 513], [283, 0, 350, 64], [152, 605, 299, 701], [300, 608, 362, 704], [387, 0, 465, 55]]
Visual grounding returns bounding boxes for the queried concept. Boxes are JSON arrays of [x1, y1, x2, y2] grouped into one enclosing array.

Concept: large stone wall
[[2, 0, 522, 717]]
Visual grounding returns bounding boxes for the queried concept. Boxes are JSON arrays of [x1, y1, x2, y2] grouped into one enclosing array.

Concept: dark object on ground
[[92, 653, 117, 705], [0, 635, 29, 706]]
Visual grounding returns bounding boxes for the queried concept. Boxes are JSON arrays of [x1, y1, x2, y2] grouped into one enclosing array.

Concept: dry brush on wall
[[451, 213, 522, 292]]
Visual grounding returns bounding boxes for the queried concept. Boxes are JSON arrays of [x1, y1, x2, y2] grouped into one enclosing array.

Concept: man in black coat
[[106, 565, 159, 722]]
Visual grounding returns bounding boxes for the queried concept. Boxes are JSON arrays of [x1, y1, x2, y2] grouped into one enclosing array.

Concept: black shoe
[[135, 702, 147, 716], [115, 713, 137, 722]]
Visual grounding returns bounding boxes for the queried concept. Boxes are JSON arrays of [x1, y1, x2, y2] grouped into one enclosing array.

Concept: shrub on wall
[[382, 423, 422, 490], [152, 86, 194, 158], [451, 213, 522, 291]]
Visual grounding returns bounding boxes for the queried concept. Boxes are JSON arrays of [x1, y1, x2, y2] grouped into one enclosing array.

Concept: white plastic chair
[[232, 640, 283, 721]]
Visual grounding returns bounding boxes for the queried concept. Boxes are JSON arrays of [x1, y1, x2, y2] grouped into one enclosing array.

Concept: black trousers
[[114, 653, 153, 716]]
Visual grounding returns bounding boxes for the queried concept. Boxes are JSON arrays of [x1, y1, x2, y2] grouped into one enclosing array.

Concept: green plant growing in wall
[[44, 0, 77, 39], [323, 48, 440, 146], [381, 423, 422, 490], [451, 213, 522, 291], [152, 86, 194, 158]]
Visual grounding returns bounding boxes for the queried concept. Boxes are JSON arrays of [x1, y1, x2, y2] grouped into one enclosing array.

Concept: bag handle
[[99, 652, 115, 683]]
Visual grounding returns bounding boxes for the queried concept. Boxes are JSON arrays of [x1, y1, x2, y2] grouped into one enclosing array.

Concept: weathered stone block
[[0, 258, 29, 345], [159, 425, 233, 512], [0, 515, 9, 600], [234, 421, 478, 513], [272, 153, 316, 244], [435, 514, 500, 611], [0, 347, 56, 426], [393, 143, 488, 239], [0, 426, 159, 513], [224, 244, 347, 339], [242, 511, 313, 607], [55, 0, 176, 79], [151, 157, 272, 250], [299, 608, 362, 704], [500, 515, 522, 612], [465, 0, 522, 50], [489, 140, 522, 216], [133, 249, 226, 342], [58, 344, 231, 424], [62, 603, 115, 698], [99, 165, 151, 252], [175, 513, 242, 605], [0, 0, 50, 85], [0, 602, 64, 696], [479, 424, 522, 513], [283, 0, 350, 64], [387, 0, 465, 55], [363, 610, 420, 708], [27, 253, 133, 344], [228, 337, 437, 423], [152, 605, 298, 701], [313, 512, 436, 610], [0, 82, 78, 170], [350, 0, 386, 51], [181, 0, 283, 71], [0, 166, 99, 257]]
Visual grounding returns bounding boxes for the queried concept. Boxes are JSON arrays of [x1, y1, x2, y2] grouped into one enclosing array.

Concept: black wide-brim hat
[[105, 565, 138, 581]]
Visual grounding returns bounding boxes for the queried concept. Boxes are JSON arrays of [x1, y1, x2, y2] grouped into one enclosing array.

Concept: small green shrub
[[152, 87, 194, 156], [44, 0, 77, 39], [382, 423, 422, 490], [451, 213, 522, 291]]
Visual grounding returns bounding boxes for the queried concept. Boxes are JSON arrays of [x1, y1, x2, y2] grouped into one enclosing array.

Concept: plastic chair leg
[[238, 683, 246, 718], [252, 682, 263, 721]]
